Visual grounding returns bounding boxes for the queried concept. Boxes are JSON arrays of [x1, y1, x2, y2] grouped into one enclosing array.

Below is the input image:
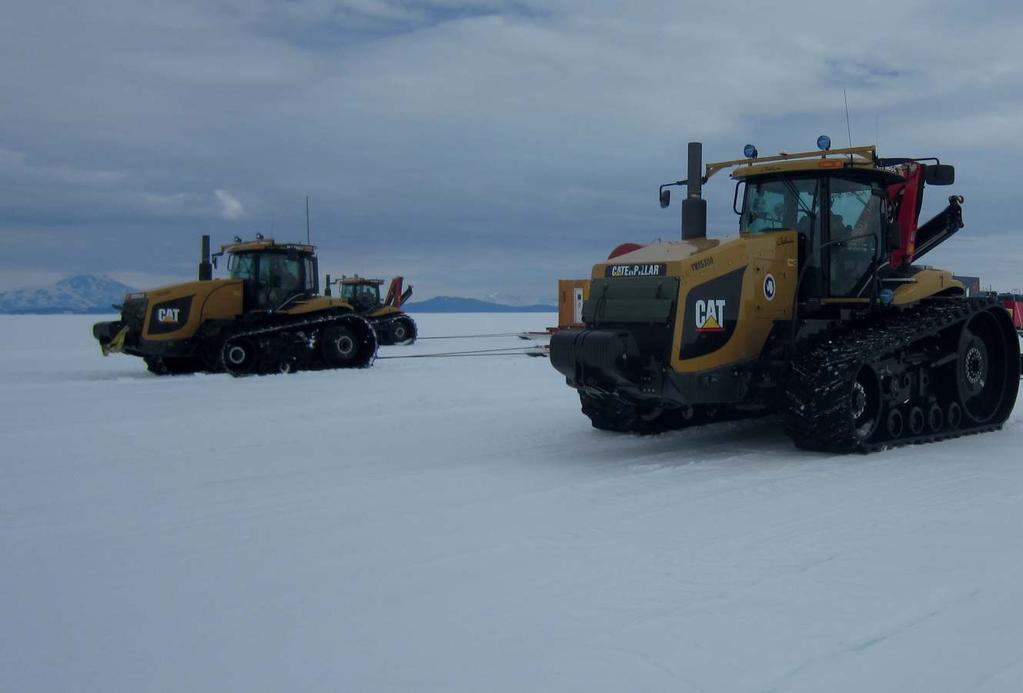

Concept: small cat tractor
[[550, 137, 1019, 452], [325, 274, 417, 345], [93, 235, 377, 376]]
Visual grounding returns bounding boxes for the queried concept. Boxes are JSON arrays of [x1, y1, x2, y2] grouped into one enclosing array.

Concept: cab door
[[824, 177, 885, 299]]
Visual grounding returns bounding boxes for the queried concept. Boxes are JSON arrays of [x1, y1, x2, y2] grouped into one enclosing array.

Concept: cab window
[[304, 257, 316, 291], [228, 253, 257, 280], [828, 177, 883, 297], [259, 253, 302, 290], [741, 177, 819, 234]]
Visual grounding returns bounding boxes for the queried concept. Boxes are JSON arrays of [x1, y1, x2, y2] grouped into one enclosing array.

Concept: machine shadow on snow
[[570, 416, 811, 468]]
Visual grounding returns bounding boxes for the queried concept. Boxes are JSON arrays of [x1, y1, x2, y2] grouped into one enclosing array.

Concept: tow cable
[[415, 332, 526, 340], [377, 345, 548, 359], [377, 331, 551, 359]]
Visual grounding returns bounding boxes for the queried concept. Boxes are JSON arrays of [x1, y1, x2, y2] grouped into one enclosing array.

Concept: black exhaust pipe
[[199, 235, 213, 281], [681, 142, 707, 240]]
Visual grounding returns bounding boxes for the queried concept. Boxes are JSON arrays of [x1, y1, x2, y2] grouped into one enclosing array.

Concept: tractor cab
[[336, 276, 385, 312], [215, 237, 319, 311], [736, 164, 897, 301], [723, 138, 958, 305]]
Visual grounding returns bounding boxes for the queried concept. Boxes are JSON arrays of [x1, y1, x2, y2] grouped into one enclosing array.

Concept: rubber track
[[221, 312, 377, 376], [369, 314, 418, 345], [782, 296, 1011, 453]]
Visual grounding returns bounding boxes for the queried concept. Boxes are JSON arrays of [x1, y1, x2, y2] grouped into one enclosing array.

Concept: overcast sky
[[3, 0, 1023, 301]]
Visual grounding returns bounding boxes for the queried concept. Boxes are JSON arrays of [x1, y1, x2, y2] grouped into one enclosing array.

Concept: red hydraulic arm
[[886, 163, 925, 269], [384, 277, 413, 309]]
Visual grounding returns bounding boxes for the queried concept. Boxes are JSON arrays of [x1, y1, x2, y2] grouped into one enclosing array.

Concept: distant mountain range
[[0, 276, 556, 314], [0, 275, 136, 314], [405, 296, 556, 313]]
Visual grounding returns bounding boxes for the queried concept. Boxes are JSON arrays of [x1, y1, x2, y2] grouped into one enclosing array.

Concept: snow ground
[[2, 314, 1023, 693]]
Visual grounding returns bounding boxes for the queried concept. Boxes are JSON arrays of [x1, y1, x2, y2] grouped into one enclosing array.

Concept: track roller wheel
[[947, 401, 962, 429], [908, 406, 925, 436], [224, 339, 257, 375], [319, 317, 377, 368], [885, 409, 904, 439], [389, 317, 417, 344], [321, 326, 359, 366], [927, 403, 944, 433]]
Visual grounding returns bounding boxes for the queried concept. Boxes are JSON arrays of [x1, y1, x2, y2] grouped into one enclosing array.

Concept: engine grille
[[582, 276, 679, 363]]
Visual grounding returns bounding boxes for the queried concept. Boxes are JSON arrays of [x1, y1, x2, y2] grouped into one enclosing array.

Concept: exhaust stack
[[681, 141, 707, 240], [199, 235, 213, 281]]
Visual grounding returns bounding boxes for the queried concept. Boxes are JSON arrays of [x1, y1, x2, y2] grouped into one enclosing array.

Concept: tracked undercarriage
[[221, 312, 377, 376], [783, 297, 1018, 452], [368, 313, 418, 346], [567, 298, 1019, 452]]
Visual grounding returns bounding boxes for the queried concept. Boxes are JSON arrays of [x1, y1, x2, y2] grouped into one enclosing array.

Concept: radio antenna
[[843, 89, 853, 148], [305, 195, 311, 245]]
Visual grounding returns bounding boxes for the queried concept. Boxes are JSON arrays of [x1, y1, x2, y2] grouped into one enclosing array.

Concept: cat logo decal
[[694, 299, 726, 332], [157, 308, 181, 324]]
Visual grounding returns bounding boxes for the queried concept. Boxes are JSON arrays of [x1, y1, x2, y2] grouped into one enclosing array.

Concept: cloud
[[2, 0, 1023, 300], [214, 189, 244, 220]]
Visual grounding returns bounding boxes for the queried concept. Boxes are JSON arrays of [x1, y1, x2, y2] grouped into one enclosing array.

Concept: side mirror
[[733, 181, 745, 215], [212, 256, 218, 269], [925, 164, 955, 186], [659, 189, 670, 208]]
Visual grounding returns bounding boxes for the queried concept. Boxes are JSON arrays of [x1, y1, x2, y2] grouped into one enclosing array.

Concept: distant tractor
[[93, 235, 377, 376], [551, 138, 1020, 452], [327, 275, 417, 345]]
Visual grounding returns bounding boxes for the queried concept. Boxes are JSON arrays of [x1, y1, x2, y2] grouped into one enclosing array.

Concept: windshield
[[341, 284, 380, 302], [227, 252, 257, 280], [741, 177, 819, 234]]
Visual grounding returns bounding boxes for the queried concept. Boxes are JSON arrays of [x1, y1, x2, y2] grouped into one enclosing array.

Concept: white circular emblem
[[763, 274, 776, 301]]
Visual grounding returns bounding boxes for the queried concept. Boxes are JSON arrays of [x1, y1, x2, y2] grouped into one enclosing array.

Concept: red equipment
[[383, 276, 413, 309], [999, 294, 1023, 332], [608, 243, 645, 259]]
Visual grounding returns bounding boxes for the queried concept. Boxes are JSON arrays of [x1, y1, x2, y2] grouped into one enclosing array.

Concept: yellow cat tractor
[[325, 274, 417, 345], [550, 138, 1019, 452], [93, 235, 377, 376]]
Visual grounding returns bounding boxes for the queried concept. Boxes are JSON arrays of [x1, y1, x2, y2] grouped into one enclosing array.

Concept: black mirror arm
[[658, 180, 684, 207]]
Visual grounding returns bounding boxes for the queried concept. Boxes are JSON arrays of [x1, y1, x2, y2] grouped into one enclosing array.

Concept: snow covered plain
[[2, 313, 1023, 693]]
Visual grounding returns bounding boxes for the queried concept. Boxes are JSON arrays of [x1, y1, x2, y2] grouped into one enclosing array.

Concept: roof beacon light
[[817, 135, 832, 151], [743, 144, 758, 159]]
